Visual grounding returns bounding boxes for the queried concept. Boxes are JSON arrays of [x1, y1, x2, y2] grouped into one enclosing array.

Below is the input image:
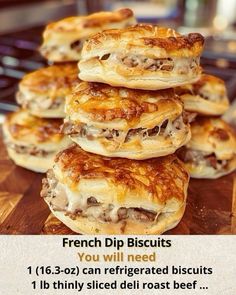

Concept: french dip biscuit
[[177, 118, 236, 179], [176, 74, 229, 116], [63, 82, 191, 159], [41, 145, 189, 234], [78, 24, 204, 90], [16, 64, 79, 118], [2, 110, 71, 173], [40, 8, 136, 62]]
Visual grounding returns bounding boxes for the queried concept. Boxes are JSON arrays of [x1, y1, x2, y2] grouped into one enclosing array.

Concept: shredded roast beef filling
[[62, 116, 186, 144], [70, 40, 82, 51], [62, 122, 83, 135], [7, 142, 52, 157], [43, 39, 84, 54], [120, 55, 174, 71], [16, 92, 62, 111], [182, 111, 197, 124], [124, 120, 169, 142], [198, 90, 225, 103], [40, 46, 55, 56], [177, 87, 225, 103], [178, 147, 229, 170], [42, 171, 158, 223], [87, 196, 99, 206], [111, 53, 199, 74]]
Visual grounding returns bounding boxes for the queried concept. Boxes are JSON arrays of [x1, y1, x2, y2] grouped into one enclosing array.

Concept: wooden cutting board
[[0, 130, 235, 235]]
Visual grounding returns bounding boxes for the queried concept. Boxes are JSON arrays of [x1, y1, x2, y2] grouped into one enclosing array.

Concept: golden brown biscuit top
[[195, 74, 224, 86], [189, 117, 236, 152], [19, 63, 79, 97], [175, 74, 226, 96], [44, 9, 134, 34], [5, 110, 64, 143], [83, 24, 204, 56], [55, 145, 189, 204], [66, 82, 182, 122]]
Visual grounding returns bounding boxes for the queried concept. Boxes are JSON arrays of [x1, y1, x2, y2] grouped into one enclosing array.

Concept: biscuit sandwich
[[16, 63, 78, 118], [177, 117, 236, 179], [2, 110, 71, 173], [175, 74, 229, 116], [40, 8, 136, 62], [62, 82, 191, 159], [41, 145, 189, 234], [78, 24, 204, 90]]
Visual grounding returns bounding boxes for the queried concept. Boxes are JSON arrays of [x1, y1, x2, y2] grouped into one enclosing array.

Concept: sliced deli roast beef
[[42, 170, 158, 224]]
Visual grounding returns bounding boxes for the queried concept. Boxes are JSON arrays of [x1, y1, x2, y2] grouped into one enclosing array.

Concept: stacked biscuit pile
[[5, 7, 234, 234], [2, 64, 76, 173], [41, 21, 206, 235], [2, 9, 136, 173], [176, 75, 236, 179]]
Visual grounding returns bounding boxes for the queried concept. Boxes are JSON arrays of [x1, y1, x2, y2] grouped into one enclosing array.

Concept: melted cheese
[[51, 182, 158, 223], [54, 183, 120, 222], [74, 116, 187, 149], [113, 54, 200, 75]]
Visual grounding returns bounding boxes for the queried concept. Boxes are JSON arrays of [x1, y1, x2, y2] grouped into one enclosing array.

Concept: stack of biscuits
[[2, 64, 76, 173], [5, 8, 234, 234], [41, 21, 206, 235], [2, 9, 136, 173]]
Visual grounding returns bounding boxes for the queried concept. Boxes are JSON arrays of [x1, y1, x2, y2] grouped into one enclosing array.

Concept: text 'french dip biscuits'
[[62, 82, 191, 159], [78, 24, 204, 90], [2, 110, 72, 173], [175, 74, 229, 116], [41, 145, 189, 234], [16, 63, 79, 118], [40, 8, 136, 62], [177, 117, 236, 179]]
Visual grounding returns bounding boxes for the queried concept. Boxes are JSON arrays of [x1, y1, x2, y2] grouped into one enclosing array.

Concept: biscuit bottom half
[[42, 173, 186, 234], [47, 203, 186, 235], [6, 147, 57, 173]]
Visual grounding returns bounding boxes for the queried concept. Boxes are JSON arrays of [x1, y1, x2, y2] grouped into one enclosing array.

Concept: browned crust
[[210, 127, 230, 141], [175, 74, 226, 96], [19, 63, 79, 95], [192, 74, 224, 92], [82, 8, 133, 28], [195, 74, 224, 85], [191, 117, 236, 144], [5, 110, 64, 143], [67, 82, 180, 122], [46, 8, 134, 32], [84, 24, 204, 54], [55, 145, 189, 204], [143, 33, 204, 50]]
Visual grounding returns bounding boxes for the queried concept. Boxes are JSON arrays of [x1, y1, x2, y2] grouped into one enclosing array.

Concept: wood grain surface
[[0, 130, 235, 235]]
